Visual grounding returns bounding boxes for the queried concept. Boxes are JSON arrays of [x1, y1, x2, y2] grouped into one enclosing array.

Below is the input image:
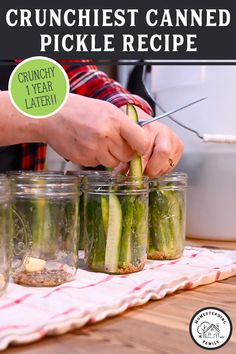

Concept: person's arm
[[0, 91, 149, 168], [0, 90, 41, 145]]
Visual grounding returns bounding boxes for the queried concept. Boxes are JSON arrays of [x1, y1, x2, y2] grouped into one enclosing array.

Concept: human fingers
[[112, 162, 129, 175], [145, 138, 184, 176], [145, 137, 173, 176], [96, 147, 120, 168], [108, 131, 134, 163], [119, 117, 149, 156]]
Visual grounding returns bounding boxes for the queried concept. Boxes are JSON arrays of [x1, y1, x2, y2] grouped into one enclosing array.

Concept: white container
[[151, 66, 236, 240]]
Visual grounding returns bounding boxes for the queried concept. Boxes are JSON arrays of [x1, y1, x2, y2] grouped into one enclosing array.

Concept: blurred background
[[46, 63, 236, 241]]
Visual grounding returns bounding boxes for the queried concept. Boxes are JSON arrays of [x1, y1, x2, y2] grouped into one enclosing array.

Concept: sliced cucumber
[[149, 190, 171, 256], [148, 188, 184, 259], [119, 195, 135, 268], [127, 104, 143, 178], [162, 189, 184, 256], [85, 196, 106, 271], [101, 196, 109, 236], [31, 199, 51, 248], [104, 194, 122, 273], [103, 104, 146, 273]]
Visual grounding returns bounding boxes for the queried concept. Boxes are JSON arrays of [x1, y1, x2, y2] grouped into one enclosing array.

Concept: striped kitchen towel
[[0, 246, 235, 350]]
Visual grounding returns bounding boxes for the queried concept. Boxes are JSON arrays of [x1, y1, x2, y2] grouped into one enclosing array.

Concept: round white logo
[[189, 307, 232, 350]]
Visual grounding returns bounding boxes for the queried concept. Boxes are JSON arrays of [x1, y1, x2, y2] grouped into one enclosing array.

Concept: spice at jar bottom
[[12, 255, 76, 287], [148, 250, 183, 260], [13, 269, 74, 287], [116, 257, 146, 274]]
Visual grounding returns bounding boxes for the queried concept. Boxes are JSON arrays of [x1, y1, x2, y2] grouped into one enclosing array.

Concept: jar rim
[[149, 172, 188, 183], [84, 175, 149, 194], [7, 170, 65, 176], [67, 170, 111, 177], [149, 173, 187, 191], [9, 174, 78, 183], [10, 173, 79, 198], [84, 175, 148, 186]]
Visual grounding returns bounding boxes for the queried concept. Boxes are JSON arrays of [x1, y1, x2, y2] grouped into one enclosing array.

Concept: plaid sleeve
[[62, 62, 153, 116], [21, 143, 47, 171]]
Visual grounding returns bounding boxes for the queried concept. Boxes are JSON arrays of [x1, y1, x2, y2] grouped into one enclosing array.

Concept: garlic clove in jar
[[23, 256, 46, 272]]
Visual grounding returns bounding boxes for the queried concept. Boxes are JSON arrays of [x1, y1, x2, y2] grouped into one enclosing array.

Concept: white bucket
[[151, 66, 236, 240]]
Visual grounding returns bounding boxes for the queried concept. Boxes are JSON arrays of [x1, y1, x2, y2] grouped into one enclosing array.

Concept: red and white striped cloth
[[0, 246, 235, 350]]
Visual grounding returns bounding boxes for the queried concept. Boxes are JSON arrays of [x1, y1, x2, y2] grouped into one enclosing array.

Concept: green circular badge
[[9, 56, 69, 118]]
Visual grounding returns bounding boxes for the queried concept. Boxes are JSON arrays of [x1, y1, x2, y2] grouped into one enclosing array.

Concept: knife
[[138, 97, 207, 127]]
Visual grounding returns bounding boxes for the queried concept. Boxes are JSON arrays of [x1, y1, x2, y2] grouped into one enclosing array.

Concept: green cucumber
[[119, 195, 135, 268], [132, 195, 148, 265], [162, 189, 184, 256], [148, 187, 184, 259], [101, 196, 109, 235], [104, 194, 122, 273], [85, 196, 106, 271], [79, 192, 84, 249], [64, 199, 78, 254], [148, 190, 158, 251], [126, 104, 143, 177], [119, 104, 147, 268], [149, 190, 171, 257], [105, 104, 143, 272], [32, 199, 52, 249]]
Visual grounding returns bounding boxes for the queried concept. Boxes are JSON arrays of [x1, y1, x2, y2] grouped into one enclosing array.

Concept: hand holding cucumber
[[120, 105, 184, 176], [40, 94, 149, 168]]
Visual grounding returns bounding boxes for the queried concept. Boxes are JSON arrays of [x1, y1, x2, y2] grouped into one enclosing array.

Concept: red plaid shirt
[[21, 61, 152, 170]]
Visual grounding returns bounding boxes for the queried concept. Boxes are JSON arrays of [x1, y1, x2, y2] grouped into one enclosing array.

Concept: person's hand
[[120, 105, 184, 176], [136, 106, 184, 176], [39, 94, 149, 167], [143, 121, 184, 176]]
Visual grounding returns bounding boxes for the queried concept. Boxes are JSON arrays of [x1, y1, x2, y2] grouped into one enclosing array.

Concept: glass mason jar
[[10, 173, 79, 287], [148, 173, 188, 260], [67, 170, 111, 250], [83, 176, 149, 274], [0, 175, 12, 295]]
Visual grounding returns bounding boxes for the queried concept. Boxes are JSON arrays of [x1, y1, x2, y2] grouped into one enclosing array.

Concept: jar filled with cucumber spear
[[83, 104, 149, 274], [148, 173, 187, 260]]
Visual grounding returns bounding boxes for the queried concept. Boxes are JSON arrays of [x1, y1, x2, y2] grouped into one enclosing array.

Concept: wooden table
[[6, 239, 236, 354]]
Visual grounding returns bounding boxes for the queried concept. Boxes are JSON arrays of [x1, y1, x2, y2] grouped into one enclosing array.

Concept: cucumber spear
[[104, 193, 122, 273], [119, 104, 146, 268], [126, 104, 143, 178], [148, 187, 184, 259]]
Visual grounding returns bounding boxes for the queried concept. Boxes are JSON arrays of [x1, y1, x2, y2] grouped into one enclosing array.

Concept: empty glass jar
[[148, 173, 187, 260], [0, 175, 12, 295], [83, 176, 149, 274], [10, 173, 79, 287]]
